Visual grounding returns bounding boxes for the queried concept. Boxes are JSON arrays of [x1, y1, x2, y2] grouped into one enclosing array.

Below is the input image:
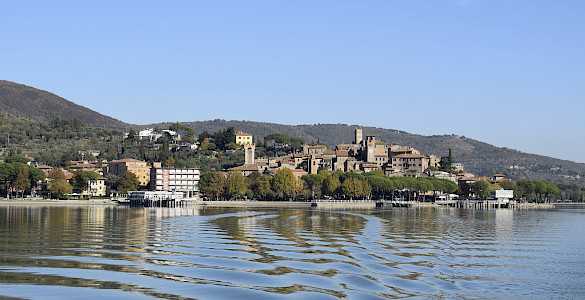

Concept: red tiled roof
[[229, 165, 259, 171], [393, 154, 426, 158], [70, 163, 96, 168], [111, 158, 145, 163]]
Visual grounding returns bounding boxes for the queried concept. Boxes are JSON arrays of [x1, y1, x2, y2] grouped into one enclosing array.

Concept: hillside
[[1, 80, 583, 186], [154, 120, 585, 186], [0, 80, 128, 129]]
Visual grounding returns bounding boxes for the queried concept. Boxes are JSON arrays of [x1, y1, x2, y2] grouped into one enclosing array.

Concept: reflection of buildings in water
[[147, 207, 201, 219], [495, 209, 514, 237]]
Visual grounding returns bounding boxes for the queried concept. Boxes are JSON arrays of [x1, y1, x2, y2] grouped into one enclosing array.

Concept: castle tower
[[245, 144, 256, 165], [354, 128, 363, 145]]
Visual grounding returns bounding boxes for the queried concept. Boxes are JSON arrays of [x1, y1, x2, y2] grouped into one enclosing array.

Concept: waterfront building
[[108, 158, 151, 186], [150, 164, 200, 198], [88, 176, 107, 197]]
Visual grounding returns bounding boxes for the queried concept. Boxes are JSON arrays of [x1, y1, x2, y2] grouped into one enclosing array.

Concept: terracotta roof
[[362, 163, 379, 168], [336, 150, 349, 156], [37, 165, 53, 169], [393, 154, 426, 158], [62, 170, 74, 180], [69, 163, 96, 169], [393, 147, 414, 152], [111, 158, 145, 163], [229, 165, 259, 171], [235, 131, 252, 136]]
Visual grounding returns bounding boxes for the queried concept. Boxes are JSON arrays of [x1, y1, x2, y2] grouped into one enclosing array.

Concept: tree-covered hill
[[0, 80, 128, 130], [152, 120, 585, 186]]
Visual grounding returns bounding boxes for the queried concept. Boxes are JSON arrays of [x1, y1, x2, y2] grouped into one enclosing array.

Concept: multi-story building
[[303, 145, 327, 155], [108, 158, 151, 186], [391, 154, 429, 173], [88, 176, 107, 197], [150, 164, 200, 198], [235, 131, 253, 145], [364, 135, 389, 166]]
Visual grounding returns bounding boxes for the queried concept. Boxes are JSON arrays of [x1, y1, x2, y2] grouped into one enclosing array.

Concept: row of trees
[[0, 159, 142, 199], [471, 179, 560, 202], [46, 169, 140, 198], [200, 169, 460, 201], [0, 162, 46, 198]]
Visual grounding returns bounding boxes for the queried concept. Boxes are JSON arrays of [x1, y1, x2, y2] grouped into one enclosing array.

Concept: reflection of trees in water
[[0, 206, 155, 267]]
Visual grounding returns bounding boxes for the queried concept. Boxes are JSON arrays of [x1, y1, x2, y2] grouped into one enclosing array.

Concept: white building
[[491, 189, 514, 203], [138, 128, 181, 141], [150, 166, 200, 198]]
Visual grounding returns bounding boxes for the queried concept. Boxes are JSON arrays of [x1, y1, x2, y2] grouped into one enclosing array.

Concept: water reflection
[[1, 206, 584, 299]]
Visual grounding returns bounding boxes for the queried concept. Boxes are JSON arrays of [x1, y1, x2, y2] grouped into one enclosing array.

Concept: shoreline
[[0, 198, 119, 206], [0, 199, 557, 209]]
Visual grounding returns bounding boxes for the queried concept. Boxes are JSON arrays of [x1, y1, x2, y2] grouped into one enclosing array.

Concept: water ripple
[[1, 206, 584, 299]]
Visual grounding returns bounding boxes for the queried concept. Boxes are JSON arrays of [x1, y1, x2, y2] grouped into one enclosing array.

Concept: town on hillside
[[0, 127, 567, 203]]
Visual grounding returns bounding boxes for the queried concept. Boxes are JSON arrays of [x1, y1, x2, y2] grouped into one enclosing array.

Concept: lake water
[[1, 205, 584, 299]]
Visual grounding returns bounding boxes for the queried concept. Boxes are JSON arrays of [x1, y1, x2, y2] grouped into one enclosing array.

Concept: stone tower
[[354, 128, 363, 145], [245, 144, 256, 165]]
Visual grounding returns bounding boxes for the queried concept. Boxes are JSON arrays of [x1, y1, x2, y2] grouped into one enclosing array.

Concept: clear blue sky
[[1, 0, 584, 162]]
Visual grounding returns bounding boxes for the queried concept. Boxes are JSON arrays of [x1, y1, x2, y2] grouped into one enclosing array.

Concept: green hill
[[0, 80, 128, 130], [1, 80, 583, 186]]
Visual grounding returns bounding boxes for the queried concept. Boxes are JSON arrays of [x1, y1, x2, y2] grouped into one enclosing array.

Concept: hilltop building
[[235, 131, 253, 145]]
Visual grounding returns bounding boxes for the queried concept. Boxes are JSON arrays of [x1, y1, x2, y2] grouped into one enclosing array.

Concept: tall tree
[[13, 167, 30, 198], [71, 170, 100, 194], [271, 168, 297, 199], [224, 171, 247, 198], [471, 180, 492, 199], [301, 174, 325, 199], [201, 172, 225, 199], [48, 168, 72, 198], [322, 174, 341, 198], [118, 171, 139, 193], [28, 166, 46, 193], [253, 174, 272, 200]]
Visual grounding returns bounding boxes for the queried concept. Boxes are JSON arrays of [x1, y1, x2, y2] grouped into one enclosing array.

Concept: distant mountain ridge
[[1, 80, 584, 186], [0, 80, 128, 129]]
